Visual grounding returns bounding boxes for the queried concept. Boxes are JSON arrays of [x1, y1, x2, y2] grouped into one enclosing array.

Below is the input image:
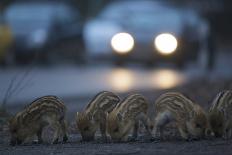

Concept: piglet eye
[[84, 127, 89, 131], [196, 123, 201, 128], [114, 128, 119, 132], [150, 125, 154, 130], [12, 129, 17, 133]]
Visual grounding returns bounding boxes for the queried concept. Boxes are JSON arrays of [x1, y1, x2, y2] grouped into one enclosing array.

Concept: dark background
[[1, 0, 232, 38]]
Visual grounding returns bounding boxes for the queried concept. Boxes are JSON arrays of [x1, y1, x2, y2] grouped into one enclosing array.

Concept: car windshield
[[100, 1, 166, 18], [100, 2, 181, 31], [128, 11, 181, 30], [6, 4, 53, 24]]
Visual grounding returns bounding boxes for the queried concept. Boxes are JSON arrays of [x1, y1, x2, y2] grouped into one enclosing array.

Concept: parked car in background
[[0, 14, 13, 65], [84, 0, 212, 69], [5, 2, 85, 64]]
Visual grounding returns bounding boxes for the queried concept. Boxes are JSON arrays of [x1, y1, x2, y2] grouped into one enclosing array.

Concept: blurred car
[[4, 2, 85, 64], [84, 0, 212, 68], [0, 14, 13, 65]]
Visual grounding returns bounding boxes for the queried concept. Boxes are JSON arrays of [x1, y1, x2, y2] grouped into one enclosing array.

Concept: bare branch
[[1, 74, 18, 108], [1, 66, 34, 109], [9, 68, 32, 97]]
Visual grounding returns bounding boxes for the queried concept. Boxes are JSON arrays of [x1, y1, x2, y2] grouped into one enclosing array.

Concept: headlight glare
[[111, 32, 134, 54], [154, 33, 178, 55]]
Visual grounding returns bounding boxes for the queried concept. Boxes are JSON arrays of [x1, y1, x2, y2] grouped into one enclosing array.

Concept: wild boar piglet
[[107, 94, 152, 142], [209, 90, 232, 139], [9, 96, 68, 145], [153, 92, 210, 140], [76, 91, 120, 141]]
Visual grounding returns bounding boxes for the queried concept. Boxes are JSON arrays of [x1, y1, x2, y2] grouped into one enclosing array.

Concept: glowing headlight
[[111, 32, 134, 54], [154, 33, 178, 55]]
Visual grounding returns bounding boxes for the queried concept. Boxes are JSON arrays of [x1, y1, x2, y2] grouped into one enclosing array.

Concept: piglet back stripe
[[85, 91, 120, 112], [125, 95, 148, 119], [116, 94, 148, 119], [155, 92, 194, 116], [18, 96, 66, 124], [210, 91, 232, 111], [212, 91, 225, 109], [116, 94, 142, 109]]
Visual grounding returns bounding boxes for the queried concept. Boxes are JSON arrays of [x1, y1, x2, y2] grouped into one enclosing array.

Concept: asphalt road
[[0, 50, 231, 114], [0, 60, 231, 105], [0, 65, 188, 103]]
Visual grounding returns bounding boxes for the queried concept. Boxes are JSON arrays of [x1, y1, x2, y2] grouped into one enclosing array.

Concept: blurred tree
[[1, 0, 112, 19], [71, 0, 112, 19], [0, 0, 15, 12], [168, 0, 232, 39]]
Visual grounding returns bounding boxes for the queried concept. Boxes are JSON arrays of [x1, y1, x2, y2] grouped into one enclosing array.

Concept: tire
[[197, 37, 215, 71], [197, 21, 215, 71], [2, 53, 15, 66]]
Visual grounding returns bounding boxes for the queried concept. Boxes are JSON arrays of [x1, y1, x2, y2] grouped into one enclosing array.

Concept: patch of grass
[[0, 106, 11, 131]]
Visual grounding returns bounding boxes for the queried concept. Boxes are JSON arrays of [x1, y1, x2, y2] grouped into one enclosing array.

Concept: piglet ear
[[8, 117, 13, 124], [219, 108, 227, 120], [219, 108, 225, 115], [85, 112, 93, 121], [117, 113, 123, 121], [105, 112, 109, 119], [76, 112, 79, 119], [205, 128, 215, 137], [189, 110, 195, 119], [87, 113, 95, 124]]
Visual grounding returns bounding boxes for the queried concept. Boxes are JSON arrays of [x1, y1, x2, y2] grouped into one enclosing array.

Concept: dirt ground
[[1, 78, 232, 155], [1, 131, 232, 155]]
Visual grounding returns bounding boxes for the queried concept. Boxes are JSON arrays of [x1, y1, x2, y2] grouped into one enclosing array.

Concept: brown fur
[[153, 92, 209, 140], [209, 90, 232, 138], [76, 91, 120, 141], [107, 94, 152, 142], [9, 96, 68, 145]]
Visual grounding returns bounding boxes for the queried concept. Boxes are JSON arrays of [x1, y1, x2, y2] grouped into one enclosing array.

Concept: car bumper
[[89, 39, 199, 64]]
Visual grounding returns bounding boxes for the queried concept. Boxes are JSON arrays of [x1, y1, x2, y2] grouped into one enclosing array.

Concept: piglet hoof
[[80, 139, 88, 143], [151, 137, 161, 143], [150, 137, 158, 142], [185, 137, 192, 142], [185, 137, 199, 142], [10, 141, 16, 146], [101, 137, 108, 143], [33, 139, 43, 144], [52, 138, 59, 144], [32, 140, 37, 144], [128, 136, 137, 142], [204, 135, 214, 140], [38, 140, 43, 144], [32, 140, 39, 144], [222, 135, 229, 140], [62, 135, 68, 143], [16, 139, 23, 145]]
